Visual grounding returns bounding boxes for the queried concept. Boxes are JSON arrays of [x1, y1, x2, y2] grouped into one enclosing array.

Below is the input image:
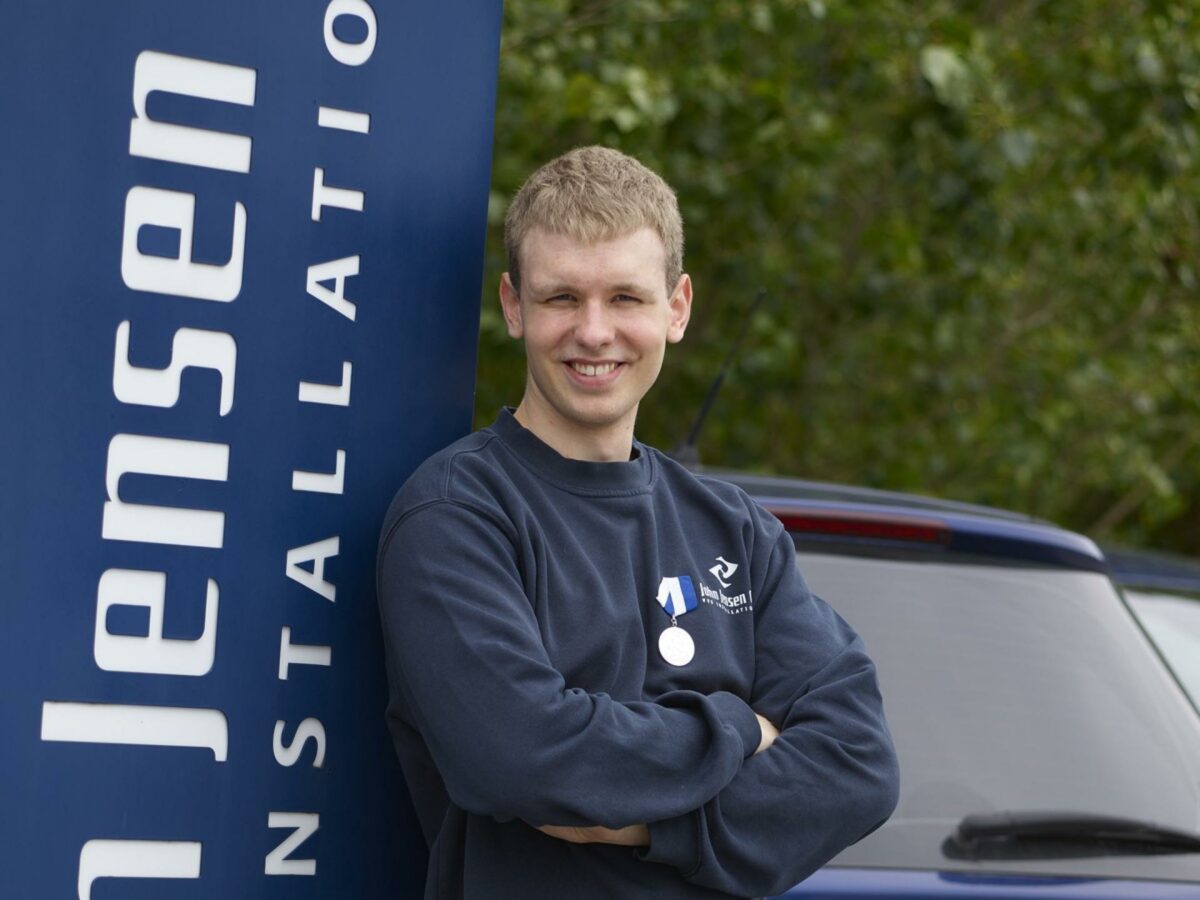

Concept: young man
[[377, 146, 899, 899]]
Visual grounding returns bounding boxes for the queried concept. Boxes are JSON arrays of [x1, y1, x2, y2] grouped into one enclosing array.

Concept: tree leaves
[[920, 45, 972, 110], [479, 0, 1200, 555]]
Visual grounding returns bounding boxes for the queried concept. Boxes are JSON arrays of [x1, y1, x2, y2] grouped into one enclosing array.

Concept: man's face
[[499, 226, 692, 450]]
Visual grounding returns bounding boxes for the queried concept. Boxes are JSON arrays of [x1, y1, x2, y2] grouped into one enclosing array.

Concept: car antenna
[[670, 288, 769, 468]]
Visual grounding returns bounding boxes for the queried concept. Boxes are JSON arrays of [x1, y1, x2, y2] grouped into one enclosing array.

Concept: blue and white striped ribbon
[[655, 575, 698, 618]]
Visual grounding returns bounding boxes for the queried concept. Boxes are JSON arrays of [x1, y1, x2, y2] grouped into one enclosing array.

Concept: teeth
[[572, 362, 617, 377]]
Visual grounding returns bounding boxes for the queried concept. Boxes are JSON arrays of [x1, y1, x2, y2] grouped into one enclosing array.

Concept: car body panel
[[752, 495, 1105, 572], [1105, 546, 1200, 595], [783, 867, 1200, 898]]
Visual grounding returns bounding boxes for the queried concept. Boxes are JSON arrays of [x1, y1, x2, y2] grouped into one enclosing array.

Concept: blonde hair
[[504, 146, 684, 294]]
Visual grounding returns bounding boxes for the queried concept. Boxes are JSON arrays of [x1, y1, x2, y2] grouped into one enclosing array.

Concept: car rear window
[[794, 551, 1200, 880]]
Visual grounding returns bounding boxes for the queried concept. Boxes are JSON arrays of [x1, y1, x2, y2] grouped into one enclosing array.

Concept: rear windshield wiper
[[944, 811, 1200, 860]]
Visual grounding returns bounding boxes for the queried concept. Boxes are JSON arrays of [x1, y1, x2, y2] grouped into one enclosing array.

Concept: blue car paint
[[781, 867, 1200, 898], [754, 495, 1106, 572], [1105, 546, 1200, 595]]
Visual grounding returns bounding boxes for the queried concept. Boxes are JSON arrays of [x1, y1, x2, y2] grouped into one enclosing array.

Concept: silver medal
[[658, 625, 695, 667]]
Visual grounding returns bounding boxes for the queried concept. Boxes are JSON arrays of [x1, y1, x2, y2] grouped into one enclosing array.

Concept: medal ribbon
[[656, 575, 698, 625]]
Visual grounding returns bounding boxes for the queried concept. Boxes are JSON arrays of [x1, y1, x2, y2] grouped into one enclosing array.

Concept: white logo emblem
[[708, 556, 738, 588]]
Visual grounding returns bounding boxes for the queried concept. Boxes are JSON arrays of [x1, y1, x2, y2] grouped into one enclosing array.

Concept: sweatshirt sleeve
[[637, 511, 900, 896], [377, 499, 763, 829]]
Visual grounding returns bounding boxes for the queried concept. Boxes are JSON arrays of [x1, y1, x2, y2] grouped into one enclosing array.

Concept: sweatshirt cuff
[[706, 690, 761, 759], [637, 809, 702, 875]]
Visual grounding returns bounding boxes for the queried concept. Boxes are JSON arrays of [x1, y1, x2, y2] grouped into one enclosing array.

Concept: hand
[[754, 712, 780, 755], [536, 823, 650, 847]]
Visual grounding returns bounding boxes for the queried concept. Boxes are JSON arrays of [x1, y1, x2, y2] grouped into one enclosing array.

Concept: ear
[[499, 273, 524, 339], [666, 273, 693, 344]]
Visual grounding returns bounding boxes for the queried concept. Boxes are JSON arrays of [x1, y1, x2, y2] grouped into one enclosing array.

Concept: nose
[[573, 298, 615, 349]]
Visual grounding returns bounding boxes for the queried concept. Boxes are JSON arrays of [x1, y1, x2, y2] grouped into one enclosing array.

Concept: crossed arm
[[529, 514, 899, 895], [536, 713, 781, 847]]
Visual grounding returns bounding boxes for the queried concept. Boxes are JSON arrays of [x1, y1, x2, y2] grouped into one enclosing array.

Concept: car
[[705, 471, 1200, 898], [1105, 546, 1200, 714]]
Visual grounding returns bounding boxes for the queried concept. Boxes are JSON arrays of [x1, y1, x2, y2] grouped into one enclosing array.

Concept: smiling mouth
[[568, 361, 622, 377]]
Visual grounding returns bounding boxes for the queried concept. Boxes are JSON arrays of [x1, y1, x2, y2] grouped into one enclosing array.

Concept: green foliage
[[477, 0, 1200, 555]]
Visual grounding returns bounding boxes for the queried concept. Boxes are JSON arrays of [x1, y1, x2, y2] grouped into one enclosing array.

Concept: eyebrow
[[529, 282, 656, 297]]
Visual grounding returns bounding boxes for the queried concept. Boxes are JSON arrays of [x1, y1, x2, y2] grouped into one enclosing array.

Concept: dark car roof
[[1104, 545, 1200, 595], [703, 469, 1106, 574], [704, 470, 1040, 522]]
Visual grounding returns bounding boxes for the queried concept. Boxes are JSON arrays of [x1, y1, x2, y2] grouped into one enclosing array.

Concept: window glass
[[1126, 589, 1200, 709], [794, 552, 1200, 875]]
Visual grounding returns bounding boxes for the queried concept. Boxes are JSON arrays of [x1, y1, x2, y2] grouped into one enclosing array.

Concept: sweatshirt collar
[[490, 408, 654, 495]]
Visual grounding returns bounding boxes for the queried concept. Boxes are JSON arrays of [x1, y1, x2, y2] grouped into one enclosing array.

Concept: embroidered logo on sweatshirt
[[708, 556, 738, 588], [698, 556, 753, 615]]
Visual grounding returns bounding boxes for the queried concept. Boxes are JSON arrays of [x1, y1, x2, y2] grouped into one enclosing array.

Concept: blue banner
[[0, 1, 501, 896]]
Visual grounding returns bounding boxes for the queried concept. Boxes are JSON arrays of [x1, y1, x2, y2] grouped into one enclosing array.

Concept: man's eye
[[615, 294, 641, 303], [545, 294, 574, 303]]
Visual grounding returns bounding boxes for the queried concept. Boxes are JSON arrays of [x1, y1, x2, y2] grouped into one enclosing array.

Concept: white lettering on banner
[[323, 0, 377, 66], [121, 186, 247, 302], [78, 840, 202, 900], [265, 813, 320, 875], [311, 167, 365, 221], [260, 7, 384, 871], [298, 362, 352, 407], [41, 702, 228, 760], [102, 434, 228, 549], [293, 450, 346, 495], [318, 106, 371, 134], [113, 321, 237, 415], [306, 256, 360, 320], [95, 569, 219, 676], [52, 43, 262, 890], [285, 536, 340, 601], [260, 17, 385, 855], [130, 50, 256, 172], [278, 628, 332, 680], [57, 7, 385, 884], [273, 718, 327, 768]]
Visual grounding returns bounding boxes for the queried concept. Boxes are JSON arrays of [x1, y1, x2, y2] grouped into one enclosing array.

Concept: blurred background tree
[[475, 0, 1200, 555]]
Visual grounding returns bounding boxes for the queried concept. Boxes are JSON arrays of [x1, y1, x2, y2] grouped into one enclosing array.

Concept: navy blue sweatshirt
[[377, 410, 899, 899]]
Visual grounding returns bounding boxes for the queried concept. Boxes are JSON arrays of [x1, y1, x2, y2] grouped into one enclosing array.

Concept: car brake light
[[769, 509, 951, 545]]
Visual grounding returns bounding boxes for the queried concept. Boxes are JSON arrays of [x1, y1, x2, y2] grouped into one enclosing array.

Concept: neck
[[512, 402, 636, 462]]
